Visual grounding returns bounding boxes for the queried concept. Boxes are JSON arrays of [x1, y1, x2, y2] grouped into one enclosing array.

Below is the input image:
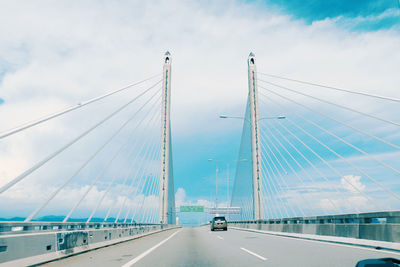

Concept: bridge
[[0, 52, 399, 266]]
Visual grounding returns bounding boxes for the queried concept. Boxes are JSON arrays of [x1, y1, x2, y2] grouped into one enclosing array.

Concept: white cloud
[[175, 187, 186, 206], [175, 187, 214, 208], [341, 174, 365, 193]]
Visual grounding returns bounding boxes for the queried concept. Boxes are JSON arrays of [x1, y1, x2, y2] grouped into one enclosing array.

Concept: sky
[[0, 0, 399, 223]]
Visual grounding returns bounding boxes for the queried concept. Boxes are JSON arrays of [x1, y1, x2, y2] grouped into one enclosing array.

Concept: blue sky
[[0, 1, 399, 223], [255, 0, 400, 30]]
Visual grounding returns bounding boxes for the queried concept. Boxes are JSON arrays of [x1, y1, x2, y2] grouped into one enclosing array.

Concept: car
[[211, 216, 227, 231], [356, 258, 400, 266]]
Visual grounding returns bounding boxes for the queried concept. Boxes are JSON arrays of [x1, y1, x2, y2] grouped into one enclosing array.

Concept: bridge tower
[[248, 52, 263, 220], [159, 51, 176, 225]]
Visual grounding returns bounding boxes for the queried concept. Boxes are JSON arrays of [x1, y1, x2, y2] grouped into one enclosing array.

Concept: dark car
[[211, 216, 227, 231]]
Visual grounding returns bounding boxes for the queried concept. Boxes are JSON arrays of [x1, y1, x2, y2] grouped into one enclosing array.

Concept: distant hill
[[0, 217, 25, 221]]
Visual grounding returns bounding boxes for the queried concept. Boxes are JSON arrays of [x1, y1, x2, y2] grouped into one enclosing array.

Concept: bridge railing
[[0, 221, 177, 265], [0, 221, 161, 235], [229, 211, 400, 243]]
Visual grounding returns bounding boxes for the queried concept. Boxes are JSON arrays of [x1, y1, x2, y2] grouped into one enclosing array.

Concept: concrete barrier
[[0, 222, 177, 266], [229, 211, 400, 243]]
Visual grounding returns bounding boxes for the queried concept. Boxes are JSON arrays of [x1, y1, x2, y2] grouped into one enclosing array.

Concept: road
[[42, 226, 400, 267]]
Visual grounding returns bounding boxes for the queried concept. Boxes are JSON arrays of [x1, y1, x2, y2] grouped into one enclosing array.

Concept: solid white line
[[217, 235, 223, 240], [240, 247, 267, 261], [121, 229, 182, 267]]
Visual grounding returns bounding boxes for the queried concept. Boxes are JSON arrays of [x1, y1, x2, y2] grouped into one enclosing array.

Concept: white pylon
[[247, 52, 263, 221], [159, 51, 173, 224]]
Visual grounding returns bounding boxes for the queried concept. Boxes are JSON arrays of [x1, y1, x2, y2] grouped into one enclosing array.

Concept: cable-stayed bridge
[[0, 52, 399, 266]]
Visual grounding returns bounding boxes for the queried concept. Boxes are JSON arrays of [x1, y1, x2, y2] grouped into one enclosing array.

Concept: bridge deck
[[41, 226, 399, 267]]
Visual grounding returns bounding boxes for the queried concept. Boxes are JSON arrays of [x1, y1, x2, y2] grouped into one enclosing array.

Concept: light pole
[[219, 115, 286, 121], [207, 159, 219, 209], [208, 158, 247, 220]]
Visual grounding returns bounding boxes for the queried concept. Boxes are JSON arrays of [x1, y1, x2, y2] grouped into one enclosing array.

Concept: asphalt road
[[42, 226, 400, 267]]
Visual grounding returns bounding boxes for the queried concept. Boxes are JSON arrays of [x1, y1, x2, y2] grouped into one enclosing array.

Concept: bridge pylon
[[159, 51, 176, 225], [248, 52, 263, 220]]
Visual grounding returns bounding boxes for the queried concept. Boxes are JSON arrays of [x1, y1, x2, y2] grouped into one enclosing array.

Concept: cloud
[[175, 187, 214, 208], [341, 174, 366, 193], [175, 187, 187, 206]]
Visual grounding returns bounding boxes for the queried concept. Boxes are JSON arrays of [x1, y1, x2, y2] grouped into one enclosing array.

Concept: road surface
[[42, 226, 400, 266]]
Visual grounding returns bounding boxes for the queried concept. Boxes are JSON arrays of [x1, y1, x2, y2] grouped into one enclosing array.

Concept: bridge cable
[[260, 159, 286, 218], [136, 174, 157, 223], [261, 133, 318, 216], [123, 136, 160, 222], [260, 161, 280, 219], [257, 72, 400, 103], [63, 93, 162, 222], [0, 73, 161, 140], [258, 97, 347, 214], [258, 93, 380, 210], [124, 156, 157, 223], [259, 148, 292, 218], [259, 136, 306, 217], [262, 121, 344, 214], [102, 128, 159, 222], [68, 95, 161, 222], [86, 104, 161, 222], [136, 170, 158, 223], [259, 84, 399, 151], [0, 79, 162, 195], [260, 158, 291, 218], [112, 129, 160, 222], [263, 119, 354, 214], [261, 147, 305, 218], [111, 139, 157, 222], [258, 79, 400, 127], [127, 138, 160, 223], [124, 114, 160, 223], [25, 86, 162, 222], [259, 90, 400, 203], [259, 86, 400, 174], [114, 132, 160, 222], [139, 152, 161, 223]]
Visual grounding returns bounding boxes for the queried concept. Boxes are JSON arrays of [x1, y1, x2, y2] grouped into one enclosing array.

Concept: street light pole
[[227, 163, 229, 207], [215, 165, 218, 209]]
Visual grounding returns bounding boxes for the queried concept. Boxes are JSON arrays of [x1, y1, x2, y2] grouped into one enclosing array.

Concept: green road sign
[[180, 205, 204, 212]]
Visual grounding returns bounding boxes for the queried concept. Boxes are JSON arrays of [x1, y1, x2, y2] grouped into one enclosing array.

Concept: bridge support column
[[247, 52, 263, 220], [159, 51, 175, 225]]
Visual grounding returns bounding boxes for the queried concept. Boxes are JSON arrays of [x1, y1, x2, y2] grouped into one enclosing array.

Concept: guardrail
[[229, 211, 400, 243], [0, 222, 176, 265]]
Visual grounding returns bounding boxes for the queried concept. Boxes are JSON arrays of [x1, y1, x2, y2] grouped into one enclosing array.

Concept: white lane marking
[[217, 235, 223, 240], [231, 228, 400, 256], [121, 229, 182, 267], [240, 247, 267, 261]]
